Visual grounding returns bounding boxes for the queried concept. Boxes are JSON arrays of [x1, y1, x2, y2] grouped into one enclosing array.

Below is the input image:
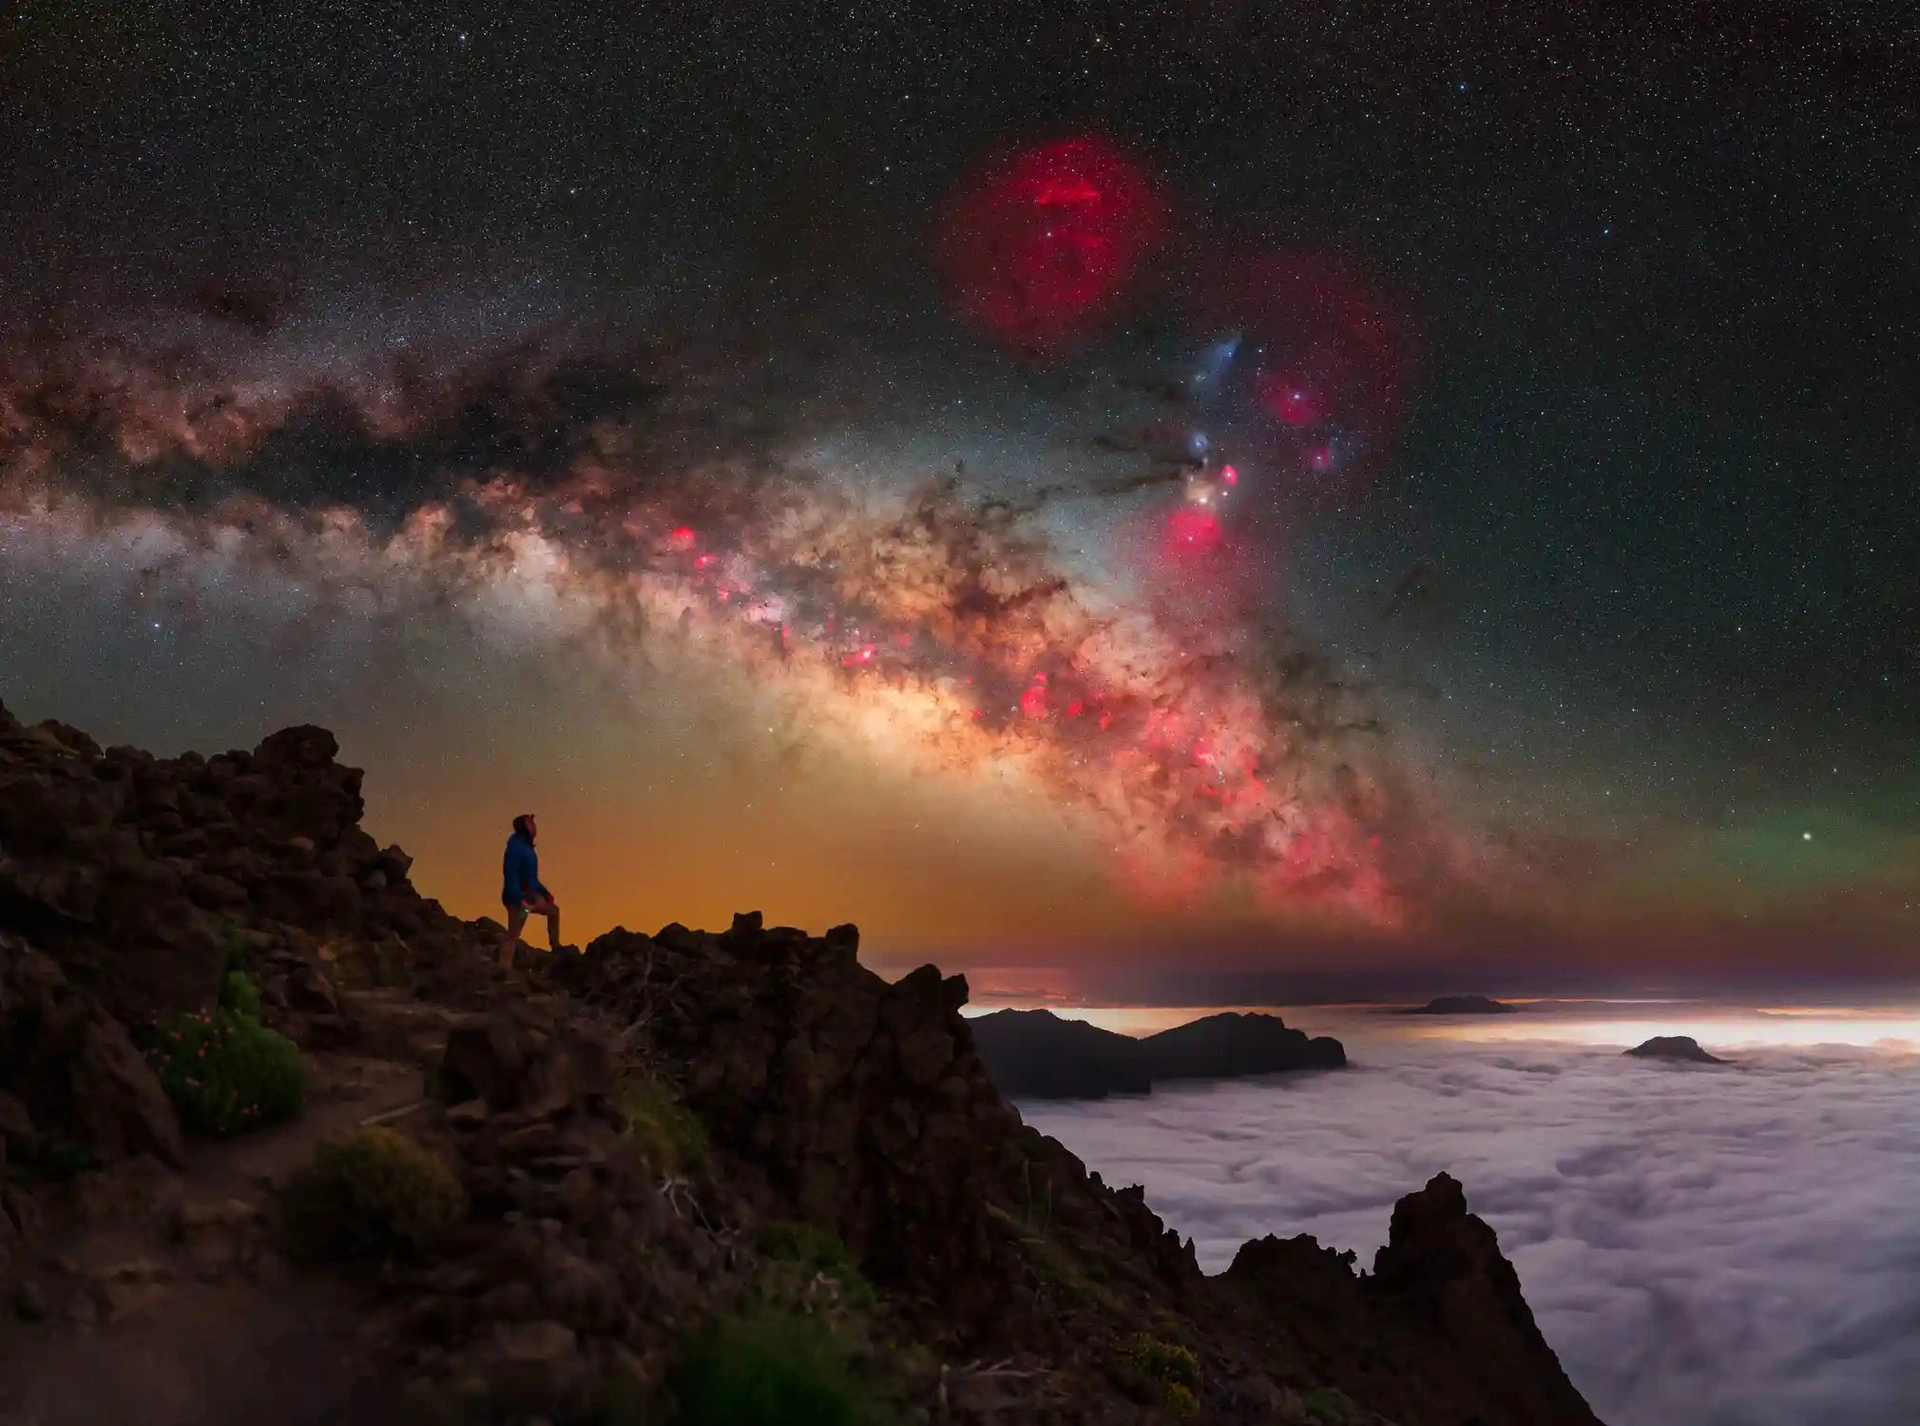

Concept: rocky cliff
[[0, 702, 1604, 1426]]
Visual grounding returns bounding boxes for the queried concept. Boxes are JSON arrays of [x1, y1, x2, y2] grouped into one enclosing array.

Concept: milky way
[[0, 320, 1488, 930]]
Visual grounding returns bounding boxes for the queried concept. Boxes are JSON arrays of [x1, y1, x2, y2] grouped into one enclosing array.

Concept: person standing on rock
[[500, 813, 560, 967]]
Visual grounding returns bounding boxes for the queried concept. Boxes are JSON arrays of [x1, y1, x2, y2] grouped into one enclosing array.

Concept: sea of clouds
[[1019, 1018, 1920, 1426]]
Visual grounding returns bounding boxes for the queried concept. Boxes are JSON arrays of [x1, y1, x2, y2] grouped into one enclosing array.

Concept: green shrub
[[220, 969, 263, 1018], [1122, 1334, 1199, 1390], [669, 1312, 880, 1426], [423, 1051, 452, 1103], [282, 1126, 467, 1261], [756, 1221, 875, 1309], [1122, 1333, 1200, 1416], [1300, 1387, 1358, 1424], [148, 1007, 305, 1136], [214, 917, 250, 974], [609, 1077, 707, 1174]]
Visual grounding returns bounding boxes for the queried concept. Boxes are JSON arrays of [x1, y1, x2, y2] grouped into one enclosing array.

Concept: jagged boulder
[[440, 1008, 616, 1118], [1369, 1174, 1600, 1425], [0, 716, 466, 1022], [563, 920, 1024, 1313], [0, 934, 182, 1169], [1224, 1174, 1602, 1426]]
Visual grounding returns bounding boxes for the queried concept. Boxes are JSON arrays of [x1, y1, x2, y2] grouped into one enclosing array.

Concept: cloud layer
[[1021, 1022, 1920, 1426]]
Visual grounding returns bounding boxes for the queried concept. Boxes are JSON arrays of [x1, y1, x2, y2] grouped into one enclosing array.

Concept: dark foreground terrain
[[0, 704, 1603, 1425]]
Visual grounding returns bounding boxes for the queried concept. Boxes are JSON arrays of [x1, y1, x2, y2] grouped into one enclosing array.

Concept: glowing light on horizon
[[1416, 1012, 1920, 1052]]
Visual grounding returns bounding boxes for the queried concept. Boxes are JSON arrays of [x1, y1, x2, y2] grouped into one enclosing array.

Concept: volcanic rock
[[1401, 994, 1518, 1015], [1368, 1173, 1601, 1424], [1624, 1035, 1725, 1064], [439, 1009, 616, 1117], [0, 935, 182, 1169], [0, 704, 1604, 1426]]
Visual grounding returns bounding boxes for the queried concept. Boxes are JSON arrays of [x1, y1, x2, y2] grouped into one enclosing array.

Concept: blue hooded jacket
[[502, 830, 547, 904]]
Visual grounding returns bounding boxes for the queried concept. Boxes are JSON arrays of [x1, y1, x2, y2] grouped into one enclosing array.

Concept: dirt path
[[0, 1009, 445, 1426]]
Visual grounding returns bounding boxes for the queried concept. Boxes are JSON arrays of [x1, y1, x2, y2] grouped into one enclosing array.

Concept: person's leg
[[543, 903, 562, 952], [502, 905, 529, 968]]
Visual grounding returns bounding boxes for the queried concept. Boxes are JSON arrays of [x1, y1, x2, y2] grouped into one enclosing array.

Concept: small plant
[[1123, 1334, 1200, 1417], [609, 1076, 707, 1174], [1300, 1386, 1359, 1424], [214, 918, 253, 976], [1123, 1334, 1198, 1390], [756, 1220, 878, 1317], [758, 1221, 875, 1305], [423, 1051, 452, 1103], [668, 1311, 881, 1426], [148, 1007, 305, 1137], [220, 969, 263, 1018], [282, 1126, 467, 1261]]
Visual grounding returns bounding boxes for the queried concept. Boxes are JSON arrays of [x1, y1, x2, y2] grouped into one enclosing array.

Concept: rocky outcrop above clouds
[[1625, 1035, 1726, 1064], [970, 1007, 1344, 1100], [1400, 995, 1518, 1015], [965, 1008, 1156, 1099], [0, 701, 1603, 1425], [1142, 1011, 1347, 1081]]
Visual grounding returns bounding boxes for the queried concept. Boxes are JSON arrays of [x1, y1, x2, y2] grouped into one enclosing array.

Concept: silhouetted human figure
[[500, 812, 560, 967]]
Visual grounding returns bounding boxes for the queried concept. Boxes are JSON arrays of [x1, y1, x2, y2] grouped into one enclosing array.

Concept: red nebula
[[1254, 374, 1330, 427], [1198, 248, 1417, 471], [1020, 673, 1050, 720], [1164, 506, 1223, 555], [933, 137, 1170, 352]]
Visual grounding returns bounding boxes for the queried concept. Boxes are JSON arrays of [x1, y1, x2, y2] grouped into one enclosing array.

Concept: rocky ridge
[[0, 701, 1604, 1425]]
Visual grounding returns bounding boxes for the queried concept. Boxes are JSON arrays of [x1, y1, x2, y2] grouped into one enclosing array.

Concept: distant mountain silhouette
[[1400, 995, 1517, 1016], [1625, 1035, 1726, 1064], [1140, 1011, 1347, 1080], [967, 1008, 1344, 1100], [964, 1009, 1152, 1099]]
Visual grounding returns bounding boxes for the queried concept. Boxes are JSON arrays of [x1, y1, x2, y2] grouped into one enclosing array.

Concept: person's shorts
[[503, 891, 555, 913]]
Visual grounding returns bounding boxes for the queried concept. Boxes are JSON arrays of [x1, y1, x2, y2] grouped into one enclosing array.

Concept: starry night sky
[[1, 2, 1915, 991]]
